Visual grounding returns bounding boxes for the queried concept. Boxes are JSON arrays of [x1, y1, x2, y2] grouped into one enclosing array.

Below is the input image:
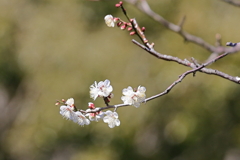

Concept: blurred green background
[[1, 0, 240, 159]]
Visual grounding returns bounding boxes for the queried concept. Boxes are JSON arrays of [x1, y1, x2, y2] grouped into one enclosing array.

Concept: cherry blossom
[[103, 110, 120, 128], [75, 111, 90, 126], [90, 79, 113, 100], [65, 98, 74, 106], [85, 103, 104, 121], [104, 15, 115, 27], [121, 86, 146, 108], [59, 98, 90, 126], [60, 105, 78, 122]]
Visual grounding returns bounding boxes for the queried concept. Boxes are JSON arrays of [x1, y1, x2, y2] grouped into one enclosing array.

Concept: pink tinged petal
[[60, 106, 79, 122], [76, 112, 90, 126]]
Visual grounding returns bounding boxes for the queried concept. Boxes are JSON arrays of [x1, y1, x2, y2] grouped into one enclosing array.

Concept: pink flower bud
[[127, 27, 132, 31], [120, 25, 126, 30], [141, 27, 146, 32], [88, 102, 95, 109], [119, 1, 123, 5], [115, 3, 121, 7], [113, 17, 119, 22], [130, 31, 136, 35], [117, 22, 122, 27], [127, 22, 132, 26]]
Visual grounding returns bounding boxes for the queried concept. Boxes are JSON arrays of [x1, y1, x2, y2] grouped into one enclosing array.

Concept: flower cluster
[[55, 2, 149, 128], [104, 14, 135, 34], [56, 79, 146, 128], [121, 86, 146, 108], [59, 98, 90, 126]]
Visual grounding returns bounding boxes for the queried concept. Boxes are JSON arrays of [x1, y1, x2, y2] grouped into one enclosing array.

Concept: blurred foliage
[[0, 0, 240, 160]]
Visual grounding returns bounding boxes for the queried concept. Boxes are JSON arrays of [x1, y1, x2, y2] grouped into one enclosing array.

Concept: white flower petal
[[66, 98, 74, 106], [103, 110, 120, 128], [90, 79, 113, 100], [60, 105, 78, 122], [115, 119, 120, 126], [104, 15, 115, 27], [75, 111, 90, 126]]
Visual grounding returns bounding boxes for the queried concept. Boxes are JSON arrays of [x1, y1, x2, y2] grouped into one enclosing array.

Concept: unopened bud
[[127, 23, 132, 26], [55, 102, 60, 106], [117, 22, 122, 27], [108, 93, 114, 99], [130, 31, 136, 35], [119, 1, 123, 5], [115, 3, 121, 7], [120, 25, 126, 30], [113, 17, 119, 22], [88, 102, 95, 109], [127, 27, 132, 31], [141, 27, 146, 32], [61, 99, 65, 102]]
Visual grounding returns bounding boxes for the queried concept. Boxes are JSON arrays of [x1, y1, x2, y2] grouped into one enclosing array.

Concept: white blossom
[[90, 79, 113, 100], [59, 98, 90, 126], [65, 98, 74, 106], [104, 15, 115, 27], [86, 108, 105, 122], [60, 105, 78, 122], [121, 86, 146, 108], [75, 111, 90, 126], [103, 110, 120, 128]]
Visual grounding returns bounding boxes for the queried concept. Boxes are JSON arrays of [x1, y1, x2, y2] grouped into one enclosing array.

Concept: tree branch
[[132, 39, 240, 84], [125, 0, 240, 54], [223, 0, 240, 7]]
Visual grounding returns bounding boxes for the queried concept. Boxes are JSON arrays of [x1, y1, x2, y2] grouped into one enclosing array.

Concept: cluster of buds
[[115, 1, 123, 8], [56, 79, 146, 128], [104, 14, 146, 36], [104, 1, 146, 36]]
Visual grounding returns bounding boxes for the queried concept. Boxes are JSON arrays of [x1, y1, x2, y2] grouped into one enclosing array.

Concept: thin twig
[[132, 39, 240, 84]]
